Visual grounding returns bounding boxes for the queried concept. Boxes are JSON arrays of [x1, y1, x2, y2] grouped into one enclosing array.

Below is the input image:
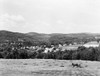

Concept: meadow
[[0, 59, 100, 76]]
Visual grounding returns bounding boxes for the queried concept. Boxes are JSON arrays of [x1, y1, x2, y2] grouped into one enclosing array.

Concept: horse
[[71, 63, 82, 68]]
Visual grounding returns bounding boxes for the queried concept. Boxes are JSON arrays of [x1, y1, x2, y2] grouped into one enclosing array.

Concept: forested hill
[[0, 30, 100, 45], [0, 30, 39, 42]]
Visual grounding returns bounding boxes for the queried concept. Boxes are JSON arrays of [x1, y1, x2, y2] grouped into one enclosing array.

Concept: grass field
[[0, 59, 100, 76]]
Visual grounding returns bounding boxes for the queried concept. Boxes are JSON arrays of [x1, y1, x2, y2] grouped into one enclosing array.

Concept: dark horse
[[71, 63, 82, 68]]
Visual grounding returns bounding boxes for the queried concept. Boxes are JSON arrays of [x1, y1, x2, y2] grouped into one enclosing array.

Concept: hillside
[[27, 32, 100, 45], [27, 32, 50, 42], [0, 30, 39, 44], [0, 30, 100, 45]]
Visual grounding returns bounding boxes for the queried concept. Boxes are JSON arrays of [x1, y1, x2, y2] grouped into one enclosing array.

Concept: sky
[[0, 0, 100, 34]]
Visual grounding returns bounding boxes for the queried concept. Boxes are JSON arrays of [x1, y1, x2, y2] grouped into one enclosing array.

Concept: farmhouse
[[83, 41, 100, 48]]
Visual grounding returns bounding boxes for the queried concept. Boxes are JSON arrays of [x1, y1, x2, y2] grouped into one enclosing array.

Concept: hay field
[[0, 59, 100, 76]]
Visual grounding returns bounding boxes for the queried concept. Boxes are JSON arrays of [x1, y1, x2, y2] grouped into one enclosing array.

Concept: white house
[[44, 47, 54, 53], [83, 41, 99, 48]]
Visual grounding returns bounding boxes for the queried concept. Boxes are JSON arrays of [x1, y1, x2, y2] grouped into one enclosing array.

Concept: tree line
[[0, 43, 100, 61]]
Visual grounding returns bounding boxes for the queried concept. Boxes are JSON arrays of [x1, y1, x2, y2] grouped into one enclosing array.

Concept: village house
[[44, 47, 54, 53]]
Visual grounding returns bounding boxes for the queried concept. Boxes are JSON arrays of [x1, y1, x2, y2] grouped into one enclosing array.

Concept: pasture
[[0, 59, 100, 76]]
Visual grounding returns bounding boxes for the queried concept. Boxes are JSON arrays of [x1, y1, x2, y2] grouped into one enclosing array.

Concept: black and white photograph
[[0, 0, 100, 76]]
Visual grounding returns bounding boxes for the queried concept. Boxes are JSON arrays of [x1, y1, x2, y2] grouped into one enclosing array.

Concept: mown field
[[0, 59, 100, 76]]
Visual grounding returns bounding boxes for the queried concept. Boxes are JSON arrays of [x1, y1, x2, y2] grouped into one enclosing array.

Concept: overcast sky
[[0, 0, 100, 34]]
